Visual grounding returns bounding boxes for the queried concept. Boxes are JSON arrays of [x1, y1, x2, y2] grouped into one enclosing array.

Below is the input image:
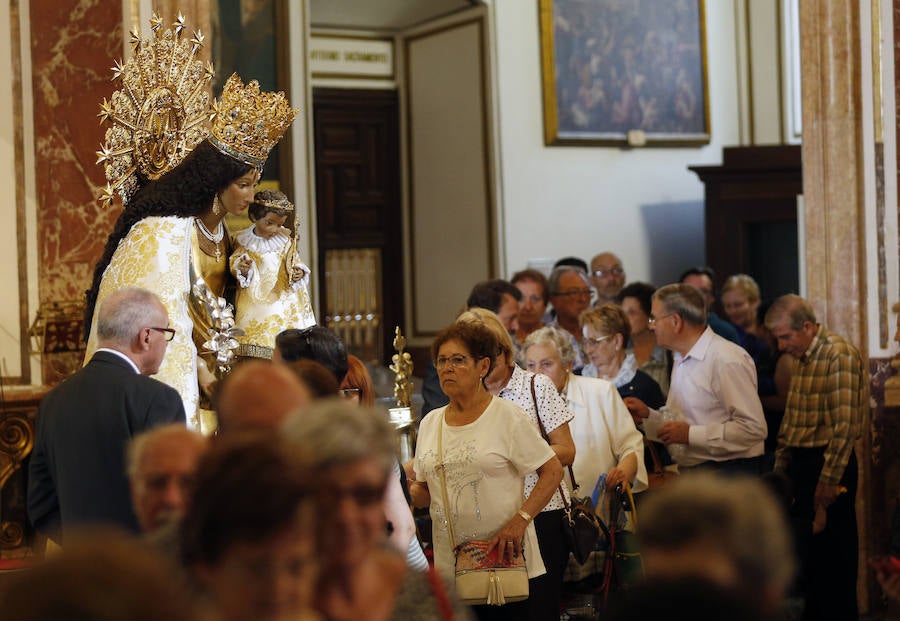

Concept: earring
[[212, 195, 221, 216]]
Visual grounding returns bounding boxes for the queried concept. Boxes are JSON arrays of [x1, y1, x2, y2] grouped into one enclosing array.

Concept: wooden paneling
[[690, 145, 802, 304], [313, 88, 403, 363]]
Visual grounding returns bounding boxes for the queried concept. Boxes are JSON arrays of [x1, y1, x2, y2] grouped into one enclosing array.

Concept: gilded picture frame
[[539, 0, 710, 146]]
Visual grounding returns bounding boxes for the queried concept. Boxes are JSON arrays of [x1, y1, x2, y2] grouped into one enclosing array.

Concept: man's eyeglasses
[[435, 354, 473, 369], [592, 267, 623, 278], [648, 313, 675, 326], [581, 334, 611, 349], [553, 288, 592, 298], [149, 327, 176, 341]]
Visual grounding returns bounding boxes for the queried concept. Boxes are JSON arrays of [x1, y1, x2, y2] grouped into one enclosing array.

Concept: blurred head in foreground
[[0, 529, 195, 621], [282, 399, 396, 572], [180, 433, 318, 621], [638, 472, 795, 615]]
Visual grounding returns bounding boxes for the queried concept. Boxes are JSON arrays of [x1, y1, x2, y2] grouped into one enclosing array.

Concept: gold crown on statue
[[207, 73, 298, 168], [96, 13, 214, 209], [253, 191, 295, 213]]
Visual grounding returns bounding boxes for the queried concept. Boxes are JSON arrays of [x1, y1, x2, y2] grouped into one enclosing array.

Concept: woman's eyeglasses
[[435, 354, 473, 369], [581, 334, 610, 349], [339, 388, 361, 400]]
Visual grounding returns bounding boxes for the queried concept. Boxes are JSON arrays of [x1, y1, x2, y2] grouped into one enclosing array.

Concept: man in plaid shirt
[[766, 294, 864, 621]]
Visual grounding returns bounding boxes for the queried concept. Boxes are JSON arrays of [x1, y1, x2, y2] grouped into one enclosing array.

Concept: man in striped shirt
[[765, 294, 864, 621]]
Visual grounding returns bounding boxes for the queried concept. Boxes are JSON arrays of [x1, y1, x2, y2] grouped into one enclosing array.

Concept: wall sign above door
[[310, 36, 394, 80]]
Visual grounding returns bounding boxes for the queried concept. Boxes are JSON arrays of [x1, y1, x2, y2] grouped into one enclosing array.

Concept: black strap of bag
[[529, 376, 603, 565]]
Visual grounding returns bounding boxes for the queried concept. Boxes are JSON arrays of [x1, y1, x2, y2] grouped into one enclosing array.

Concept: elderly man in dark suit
[[28, 287, 186, 543]]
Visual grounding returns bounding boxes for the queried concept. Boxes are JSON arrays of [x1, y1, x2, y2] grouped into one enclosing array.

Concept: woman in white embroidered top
[[523, 325, 647, 498], [457, 308, 575, 621], [410, 321, 563, 621], [231, 190, 316, 359]]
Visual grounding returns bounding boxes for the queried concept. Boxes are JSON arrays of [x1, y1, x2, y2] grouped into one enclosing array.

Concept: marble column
[[800, 1, 867, 337], [800, 0, 884, 613]]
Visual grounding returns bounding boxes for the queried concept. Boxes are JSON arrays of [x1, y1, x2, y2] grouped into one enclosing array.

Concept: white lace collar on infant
[[235, 226, 291, 254]]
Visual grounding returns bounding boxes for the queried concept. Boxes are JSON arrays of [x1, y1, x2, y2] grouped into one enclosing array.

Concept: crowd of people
[[10, 245, 891, 621], [6, 18, 892, 621]]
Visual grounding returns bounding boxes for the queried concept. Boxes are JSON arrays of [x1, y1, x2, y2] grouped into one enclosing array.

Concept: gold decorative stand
[[388, 327, 416, 463]]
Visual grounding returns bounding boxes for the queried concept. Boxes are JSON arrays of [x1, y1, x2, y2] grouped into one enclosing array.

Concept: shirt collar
[[499, 364, 528, 398], [96, 347, 141, 374], [681, 326, 715, 362], [562, 373, 585, 407], [800, 325, 824, 363]]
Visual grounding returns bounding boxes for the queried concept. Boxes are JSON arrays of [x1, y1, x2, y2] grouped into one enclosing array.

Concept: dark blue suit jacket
[[27, 350, 186, 542]]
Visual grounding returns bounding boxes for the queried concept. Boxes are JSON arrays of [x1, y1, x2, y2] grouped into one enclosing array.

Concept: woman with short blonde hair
[[720, 274, 792, 466]]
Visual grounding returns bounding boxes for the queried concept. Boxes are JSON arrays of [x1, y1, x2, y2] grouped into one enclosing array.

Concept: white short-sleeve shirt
[[414, 396, 555, 578]]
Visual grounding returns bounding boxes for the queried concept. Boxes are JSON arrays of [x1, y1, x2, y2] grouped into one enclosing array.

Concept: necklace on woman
[[195, 217, 225, 262]]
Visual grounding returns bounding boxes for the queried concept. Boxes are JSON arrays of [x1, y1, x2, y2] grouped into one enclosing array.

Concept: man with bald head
[[128, 424, 208, 534], [216, 360, 311, 433], [590, 252, 626, 305], [28, 287, 185, 541]]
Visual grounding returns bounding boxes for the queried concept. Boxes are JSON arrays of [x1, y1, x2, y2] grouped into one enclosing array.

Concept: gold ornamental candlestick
[[390, 326, 413, 407], [389, 326, 416, 463]]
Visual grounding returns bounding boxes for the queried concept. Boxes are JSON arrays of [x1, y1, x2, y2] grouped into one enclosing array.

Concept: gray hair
[[524, 325, 576, 368], [126, 424, 207, 479], [548, 265, 590, 295], [639, 472, 795, 596], [653, 283, 707, 327], [281, 399, 397, 476], [97, 287, 165, 344], [764, 294, 816, 331]]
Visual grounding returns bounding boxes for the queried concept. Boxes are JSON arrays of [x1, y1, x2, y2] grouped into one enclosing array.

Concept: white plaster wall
[[748, 0, 783, 144], [490, 0, 742, 287], [407, 21, 492, 334], [289, 0, 316, 308]]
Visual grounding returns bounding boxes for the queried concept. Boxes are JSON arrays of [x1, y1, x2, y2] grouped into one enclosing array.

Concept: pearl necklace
[[195, 218, 225, 262]]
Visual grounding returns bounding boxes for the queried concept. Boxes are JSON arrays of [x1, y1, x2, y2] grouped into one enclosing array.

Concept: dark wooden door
[[313, 88, 403, 363], [690, 145, 802, 305]]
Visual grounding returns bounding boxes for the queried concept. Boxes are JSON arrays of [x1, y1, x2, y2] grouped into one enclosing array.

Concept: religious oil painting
[[540, 0, 710, 145]]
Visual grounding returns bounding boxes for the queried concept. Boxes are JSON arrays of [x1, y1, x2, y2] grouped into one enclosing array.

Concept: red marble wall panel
[[30, 0, 121, 304], [869, 357, 900, 615]]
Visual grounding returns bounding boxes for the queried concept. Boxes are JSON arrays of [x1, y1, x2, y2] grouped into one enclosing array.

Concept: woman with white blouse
[[458, 308, 575, 621], [410, 320, 563, 621], [524, 325, 647, 498]]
